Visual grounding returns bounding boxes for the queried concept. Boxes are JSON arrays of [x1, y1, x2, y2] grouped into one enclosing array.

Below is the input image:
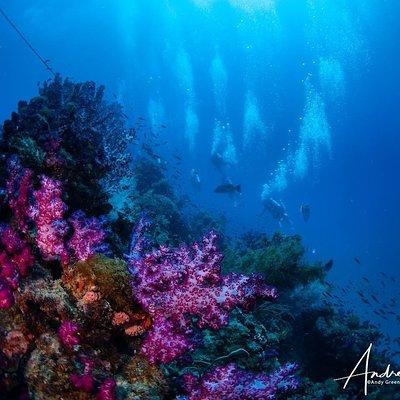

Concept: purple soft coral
[[58, 320, 80, 350], [182, 362, 299, 400], [0, 225, 35, 309], [96, 378, 117, 400], [68, 211, 108, 262], [5, 156, 107, 266], [6, 156, 33, 233], [129, 230, 278, 364], [29, 175, 69, 263], [0, 279, 14, 309], [28, 174, 107, 265]]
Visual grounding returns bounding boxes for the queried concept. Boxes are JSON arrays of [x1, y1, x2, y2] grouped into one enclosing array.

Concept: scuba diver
[[261, 197, 292, 227], [190, 168, 202, 191]]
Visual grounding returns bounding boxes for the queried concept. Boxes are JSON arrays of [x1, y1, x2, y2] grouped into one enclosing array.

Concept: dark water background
[[1, 0, 399, 338]]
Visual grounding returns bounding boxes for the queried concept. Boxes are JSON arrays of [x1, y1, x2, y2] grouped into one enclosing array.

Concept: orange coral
[[82, 290, 101, 304], [112, 312, 130, 326]]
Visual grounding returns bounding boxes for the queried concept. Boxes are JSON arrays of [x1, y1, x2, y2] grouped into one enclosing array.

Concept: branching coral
[[129, 229, 278, 364]]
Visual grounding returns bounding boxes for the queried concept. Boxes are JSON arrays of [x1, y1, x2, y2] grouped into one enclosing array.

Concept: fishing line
[[0, 6, 57, 77]]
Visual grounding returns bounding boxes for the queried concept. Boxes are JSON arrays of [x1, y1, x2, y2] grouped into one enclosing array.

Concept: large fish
[[214, 183, 241, 194]]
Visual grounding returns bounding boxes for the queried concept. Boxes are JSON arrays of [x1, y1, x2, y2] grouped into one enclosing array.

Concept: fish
[[141, 143, 161, 160], [214, 183, 241, 194], [362, 277, 370, 284], [323, 259, 334, 272], [300, 203, 311, 222], [354, 257, 361, 265], [370, 294, 380, 303]]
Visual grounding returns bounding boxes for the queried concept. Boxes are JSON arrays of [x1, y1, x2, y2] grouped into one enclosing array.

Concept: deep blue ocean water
[[1, 0, 399, 338]]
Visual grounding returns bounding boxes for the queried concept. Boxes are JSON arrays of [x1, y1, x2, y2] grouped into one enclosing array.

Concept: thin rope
[[0, 6, 57, 77]]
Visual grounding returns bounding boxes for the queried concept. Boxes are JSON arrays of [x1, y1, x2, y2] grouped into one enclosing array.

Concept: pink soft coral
[[58, 320, 80, 350], [129, 231, 278, 364], [29, 175, 69, 263], [0, 225, 34, 309], [96, 378, 116, 400], [68, 211, 107, 262]]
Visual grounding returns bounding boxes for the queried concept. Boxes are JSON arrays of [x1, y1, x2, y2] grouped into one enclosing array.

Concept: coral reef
[[0, 77, 397, 400]]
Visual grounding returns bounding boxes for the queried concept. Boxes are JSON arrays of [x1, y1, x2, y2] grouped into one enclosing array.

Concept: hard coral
[[25, 333, 91, 400], [182, 362, 299, 400], [62, 255, 132, 311], [1, 75, 134, 216], [129, 230, 278, 364], [119, 355, 169, 399]]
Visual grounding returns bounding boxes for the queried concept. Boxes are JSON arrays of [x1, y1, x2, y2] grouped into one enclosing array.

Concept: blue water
[[1, 0, 399, 336]]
